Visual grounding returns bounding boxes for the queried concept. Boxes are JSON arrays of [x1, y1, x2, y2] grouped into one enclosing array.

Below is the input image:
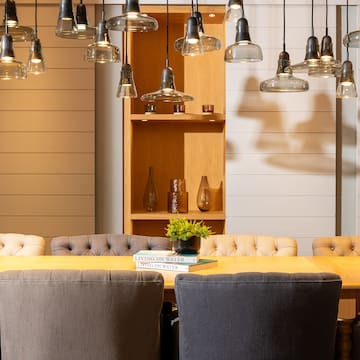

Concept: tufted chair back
[[51, 233, 171, 256], [312, 236, 360, 256], [200, 234, 298, 256], [0, 233, 45, 256]]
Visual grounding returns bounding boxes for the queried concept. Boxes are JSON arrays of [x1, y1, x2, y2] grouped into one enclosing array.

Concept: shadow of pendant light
[[27, 0, 46, 75], [260, 0, 308, 92], [84, 0, 120, 64], [107, 0, 158, 32], [117, 30, 137, 98], [224, 0, 262, 63], [225, 0, 243, 23], [140, 0, 194, 102], [0, 0, 33, 42], [337, 0, 357, 99]]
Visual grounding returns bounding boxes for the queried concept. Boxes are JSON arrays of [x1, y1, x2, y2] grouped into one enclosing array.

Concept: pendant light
[[343, 0, 360, 47], [27, 0, 46, 75], [107, 0, 158, 32], [224, 0, 262, 63], [290, 0, 320, 72], [260, 0, 308, 92], [0, 6, 26, 79], [117, 30, 137, 98], [0, 0, 33, 42], [181, 14, 203, 56], [140, 0, 194, 103], [174, 0, 221, 55], [225, 0, 243, 23], [85, 0, 120, 64], [336, 0, 357, 99]]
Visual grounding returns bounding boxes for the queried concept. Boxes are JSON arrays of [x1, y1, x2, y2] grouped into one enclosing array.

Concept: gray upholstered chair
[[200, 234, 298, 256], [0, 269, 164, 360], [0, 233, 45, 256], [175, 272, 341, 360], [51, 233, 171, 255], [312, 235, 360, 256]]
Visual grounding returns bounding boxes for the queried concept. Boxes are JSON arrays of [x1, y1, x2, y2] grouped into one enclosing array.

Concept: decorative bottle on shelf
[[168, 178, 188, 213], [143, 166, 158, 212], [197, 176, 210, 211]]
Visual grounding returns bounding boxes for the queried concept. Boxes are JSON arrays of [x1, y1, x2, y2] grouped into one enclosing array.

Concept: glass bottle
[[197, 175, 210, 211], [143, 166, 158, 212]]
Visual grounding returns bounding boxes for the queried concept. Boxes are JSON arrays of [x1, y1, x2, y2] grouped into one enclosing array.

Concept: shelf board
[[131, 211, 225, 221], [131, 113, 225, 123]]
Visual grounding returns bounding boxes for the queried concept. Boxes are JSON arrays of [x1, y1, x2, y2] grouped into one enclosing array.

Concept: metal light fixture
[[27, 0, 46, 75], [141, 0, 194, 103], [343, 0, 360, 48], [107, 0, 158, 32], [224, 1, 262, 63], [0, 0, 33, 42], [181, 15, 203, 56], [117, 30, 137, 98], [260, 0, 308, 92], [225, 0, 243, 23], [85, 0, 120, 64], [337, 0, 357, 99]]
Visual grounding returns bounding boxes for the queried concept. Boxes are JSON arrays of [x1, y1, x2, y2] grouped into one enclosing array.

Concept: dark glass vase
[[174, 236, 200, 254], [143, 166, 158, 212], [197, 176, 210, 212]]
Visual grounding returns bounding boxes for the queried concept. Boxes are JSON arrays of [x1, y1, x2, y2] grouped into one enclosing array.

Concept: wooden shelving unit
[[123, 5, 226, 237]]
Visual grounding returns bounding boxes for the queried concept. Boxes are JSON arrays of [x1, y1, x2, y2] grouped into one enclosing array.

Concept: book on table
[[133, 250, 199, 264], [135, 258, 218, 272]]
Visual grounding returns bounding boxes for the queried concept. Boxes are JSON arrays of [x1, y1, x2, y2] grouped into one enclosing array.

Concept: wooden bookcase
[[123, 5, 226, 236]]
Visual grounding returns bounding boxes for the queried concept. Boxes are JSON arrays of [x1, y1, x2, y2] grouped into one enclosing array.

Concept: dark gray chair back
[[175, 272, 341, 360], [51, 233, 171, 255], [0, 269, 164, 360]]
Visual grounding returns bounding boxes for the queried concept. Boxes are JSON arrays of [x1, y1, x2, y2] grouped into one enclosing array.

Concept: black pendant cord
[[4, 0, 8, 35], [346, 0, 349, 60], [125, 30, 128, 64], [282, 0, 286, 52], [325, 0, 328, 36], [101, 0, 105, 21], [241, 0, 245, 18], [165, 0, 169, 68], [34, 0, 38, 38], [311, 0, 314, 36]]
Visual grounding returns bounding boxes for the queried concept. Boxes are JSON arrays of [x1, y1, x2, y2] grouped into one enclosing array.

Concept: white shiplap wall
[[225, 4, 337, 255], [0, 4, 95, 252]]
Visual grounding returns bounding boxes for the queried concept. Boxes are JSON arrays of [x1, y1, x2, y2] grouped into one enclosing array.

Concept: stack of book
[[133, 250, 218, 272]]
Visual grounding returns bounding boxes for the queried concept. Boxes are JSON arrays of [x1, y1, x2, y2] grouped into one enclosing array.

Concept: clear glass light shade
[[117, 63, 137, 98], [308, 60, 340, 78], [343, 30, 360, 48], [181, 16, 203, 56], [224, 40, 262, 62], [225, 0, 243, 23], [0, 25, 33, 41], [336, 60, 357, 98], [260, 51, 309, 92], [290, 36, 320, 72], [107, 0, 158, 32], [27, 37, 46, 75], [55, 0, 78, 38], [175, 33, 221, 53], [140, 67, 194, 102], [0, 34, 26, 79]]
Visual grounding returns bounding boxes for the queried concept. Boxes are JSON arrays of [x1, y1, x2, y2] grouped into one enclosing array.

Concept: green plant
[[165, 218, 213, 241]]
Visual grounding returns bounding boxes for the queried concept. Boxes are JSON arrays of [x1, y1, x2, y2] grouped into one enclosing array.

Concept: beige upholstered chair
[[0, 233, 45, 256], [200, 234, 298, 256], [312, 236, 360, 256]]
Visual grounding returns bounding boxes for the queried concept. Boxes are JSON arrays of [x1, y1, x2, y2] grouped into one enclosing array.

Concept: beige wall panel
[[0, 133, 93, 152], [0, 90, 94, 110], [0, 195, 94, 215], [0, 154, 93, 173], [0, 111, 94, 131], [0, 175, 94, 194]]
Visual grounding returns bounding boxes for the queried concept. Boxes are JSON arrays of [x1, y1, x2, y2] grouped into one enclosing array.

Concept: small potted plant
[[165, 218, 214, 254]]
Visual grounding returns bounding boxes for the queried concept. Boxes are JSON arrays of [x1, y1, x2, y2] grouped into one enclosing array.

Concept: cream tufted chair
[[200, 234, 298, 256], [312, 236, 360, 256], [0, 233, 45, 256]]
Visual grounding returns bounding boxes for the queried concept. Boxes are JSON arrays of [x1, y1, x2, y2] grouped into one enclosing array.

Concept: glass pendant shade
[[225, 0, 243, 23], [260, 51, 309, 92], [181, 16, 203, 56], [290, 36, 320, 72], [336, 60, 357, 98], [117, 63, 137, 98], [27, 37, 46, 74], [140, 66, 194, 102], [107, 0, 158, 32], [343, 30, 360, 48], [0, 33, 26, 79], [0, 0, 33, 41], [224, 17, 262, 62], [56, 0, 77, 37], [85, 19, 120, 63]]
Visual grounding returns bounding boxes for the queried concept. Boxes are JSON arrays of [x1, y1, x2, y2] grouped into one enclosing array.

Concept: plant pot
[[174, 236, 200, 255]]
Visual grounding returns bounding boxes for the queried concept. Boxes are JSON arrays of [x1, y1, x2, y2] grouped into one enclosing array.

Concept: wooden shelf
[[131, 113, 225, 123], [131, 211, 225, 221]]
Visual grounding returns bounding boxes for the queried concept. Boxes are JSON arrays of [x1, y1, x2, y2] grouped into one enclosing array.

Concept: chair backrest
[[0, 269, 164, 360], [313, 236, 360, 256], [200, 234, 298, 256], [175, 272, 341, 360], [0, 233, 45, 256], [51, 233, 171, 255]]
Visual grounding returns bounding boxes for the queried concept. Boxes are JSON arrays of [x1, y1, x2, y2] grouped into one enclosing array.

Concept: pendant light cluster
[[0, 0, 46, 80]]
